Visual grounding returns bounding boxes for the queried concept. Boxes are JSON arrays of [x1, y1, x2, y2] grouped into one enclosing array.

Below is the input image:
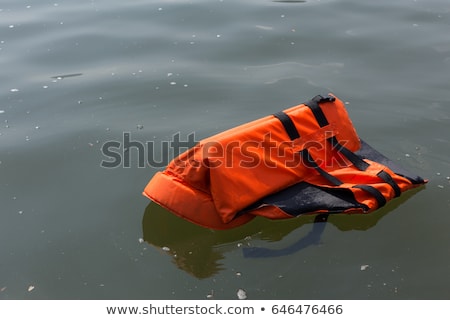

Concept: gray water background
[[1, 0, 449, 299]]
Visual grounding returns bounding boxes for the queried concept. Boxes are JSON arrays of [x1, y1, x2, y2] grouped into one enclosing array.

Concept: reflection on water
[[142, 186, 424, 279]]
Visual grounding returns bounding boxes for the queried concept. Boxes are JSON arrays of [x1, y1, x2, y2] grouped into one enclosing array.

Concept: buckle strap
[[304, 94, 335, 128], [273, 111, 300, 140]]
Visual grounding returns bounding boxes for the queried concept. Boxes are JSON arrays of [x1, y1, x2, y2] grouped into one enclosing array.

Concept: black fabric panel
[[245, 182, 368, 217], [356, 140, 426, 185]]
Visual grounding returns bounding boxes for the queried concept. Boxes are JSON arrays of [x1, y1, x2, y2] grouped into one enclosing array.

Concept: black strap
[[352, 184, 387, 208], [377, 170, 402, 197], [300, 150, 342, 186], [328, 136, 370, 171], [273, 111, 300, 140], [304, 95, 335, 127]]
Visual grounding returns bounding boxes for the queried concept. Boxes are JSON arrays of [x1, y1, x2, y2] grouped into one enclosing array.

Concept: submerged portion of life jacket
[[143, 94, 427, 229]]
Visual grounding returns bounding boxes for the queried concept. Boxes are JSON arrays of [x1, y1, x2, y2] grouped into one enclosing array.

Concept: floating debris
[[10, 88, 19, 92], [206, 290, 214, 299], [138, 238, 144, 244], [237, 288, 247, 300], [162, 246, 170, 252], [27, 285, 35, 292], [137, 124, 144, 130], [360, 264, 370, 271]]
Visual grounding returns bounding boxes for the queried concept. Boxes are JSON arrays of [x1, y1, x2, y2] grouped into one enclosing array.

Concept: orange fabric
[[143, 94, 425, 229]]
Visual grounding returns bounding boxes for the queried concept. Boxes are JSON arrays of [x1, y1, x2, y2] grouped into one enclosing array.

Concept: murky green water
[[1, 0, 449, 299]]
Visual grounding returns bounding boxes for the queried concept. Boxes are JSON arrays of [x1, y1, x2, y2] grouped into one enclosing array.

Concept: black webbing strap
[[304, 95, 335, 128], [273, 111, 300, 140], [327, 136, 370, 171], [300, 149, 343, 186], [274, 110, 343, 186], [352, 184, 387, 208], [377, 170, 402, 197]]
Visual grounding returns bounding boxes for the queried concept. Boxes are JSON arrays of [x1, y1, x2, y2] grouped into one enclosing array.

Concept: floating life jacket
[[143, 94, 426, 229]]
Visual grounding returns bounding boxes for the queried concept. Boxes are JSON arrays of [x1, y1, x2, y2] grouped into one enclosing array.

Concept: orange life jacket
[[143, 94, 426, 229]]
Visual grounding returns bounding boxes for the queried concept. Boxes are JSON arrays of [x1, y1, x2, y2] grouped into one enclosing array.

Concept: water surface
[[1, 0, 449, 299]]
